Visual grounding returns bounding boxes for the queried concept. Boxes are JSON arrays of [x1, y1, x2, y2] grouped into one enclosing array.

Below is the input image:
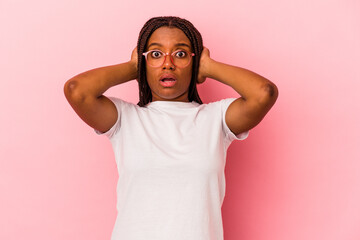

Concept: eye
[[175, 50, 187, 58], [150, 50, 162, 58]]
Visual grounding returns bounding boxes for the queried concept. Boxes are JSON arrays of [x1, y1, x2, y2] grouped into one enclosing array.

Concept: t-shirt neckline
[[145, 100, 200, 109]]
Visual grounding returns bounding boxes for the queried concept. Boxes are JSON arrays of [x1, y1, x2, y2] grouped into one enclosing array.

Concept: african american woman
[[64, 16, 278, 240]]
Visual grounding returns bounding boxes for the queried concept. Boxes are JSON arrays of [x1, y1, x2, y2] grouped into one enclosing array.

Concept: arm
[[63, 47, 138, 133], [197, 47, 279, 135]]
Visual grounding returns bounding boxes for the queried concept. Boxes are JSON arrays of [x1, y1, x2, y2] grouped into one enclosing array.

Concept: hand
[[197, 46, 212, 84], [130, 46, 139, 81], [130, 46, 138, 67]]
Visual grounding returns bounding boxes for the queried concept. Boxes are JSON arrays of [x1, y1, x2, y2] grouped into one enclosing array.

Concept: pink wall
[[1, 0, 359, 239]]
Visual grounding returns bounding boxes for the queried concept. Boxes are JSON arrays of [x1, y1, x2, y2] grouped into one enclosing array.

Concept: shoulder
[[107, 96, 141, 110], [203, 98, 237, 109]]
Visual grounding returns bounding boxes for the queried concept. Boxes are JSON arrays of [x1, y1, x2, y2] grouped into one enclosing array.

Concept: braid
[[135, 16, 204, 107]]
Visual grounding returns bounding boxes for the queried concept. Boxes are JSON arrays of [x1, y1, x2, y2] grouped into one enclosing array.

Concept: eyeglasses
[[142, 49, 195, 68]]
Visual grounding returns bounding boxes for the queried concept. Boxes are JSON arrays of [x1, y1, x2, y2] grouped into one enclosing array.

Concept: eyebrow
[[147, 42, 191, 49]]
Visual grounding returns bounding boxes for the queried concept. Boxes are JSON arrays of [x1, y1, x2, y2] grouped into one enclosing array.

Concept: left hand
[[197, 46, 212, 84]]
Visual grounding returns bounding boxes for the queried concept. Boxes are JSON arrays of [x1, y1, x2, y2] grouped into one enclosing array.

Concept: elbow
[[256, 83, 279, 106], [63, 79, 86, 102], [264, 83, 279, 99]]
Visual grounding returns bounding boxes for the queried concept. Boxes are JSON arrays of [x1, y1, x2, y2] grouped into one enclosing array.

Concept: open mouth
[[161, 78, 176, 82], [159, 77, 177, 87]]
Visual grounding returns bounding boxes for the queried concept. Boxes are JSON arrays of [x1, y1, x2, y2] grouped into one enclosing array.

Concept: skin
[[144, 26, 194, 102]]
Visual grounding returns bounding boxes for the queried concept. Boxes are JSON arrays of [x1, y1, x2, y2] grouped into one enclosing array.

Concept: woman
[[64, 16, 278, 240]]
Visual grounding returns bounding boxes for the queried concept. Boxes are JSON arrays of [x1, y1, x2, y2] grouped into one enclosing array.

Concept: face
[[145, 26, 193, 102]]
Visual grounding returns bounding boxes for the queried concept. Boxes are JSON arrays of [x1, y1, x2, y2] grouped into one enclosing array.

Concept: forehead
[[146, 26, 191, 50]]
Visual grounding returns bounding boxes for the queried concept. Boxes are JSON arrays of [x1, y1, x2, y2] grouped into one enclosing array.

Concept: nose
[[163, 53, 175, 69]]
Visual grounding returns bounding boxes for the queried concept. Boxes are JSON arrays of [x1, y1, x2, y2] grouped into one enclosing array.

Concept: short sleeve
[[94, 96, 123, 139], [221, 98, 249, 142]]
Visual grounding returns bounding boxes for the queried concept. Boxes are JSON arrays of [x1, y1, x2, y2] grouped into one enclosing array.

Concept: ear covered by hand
[[197, 46, 211, 84], [130, 46, 139, 82]]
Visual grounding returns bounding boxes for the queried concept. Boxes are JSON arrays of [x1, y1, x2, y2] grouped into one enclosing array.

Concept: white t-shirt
[[94, 97, 249, 240]]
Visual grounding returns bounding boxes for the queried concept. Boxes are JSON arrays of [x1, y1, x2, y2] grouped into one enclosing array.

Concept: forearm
[[64, 61, 137, 99], [206, 59, 277, 101]]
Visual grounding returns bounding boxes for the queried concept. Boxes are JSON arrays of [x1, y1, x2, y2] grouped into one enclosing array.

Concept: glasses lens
[[146, 50, 192, 67], [147, 50, 164, 67], [172, 50, 191, 68]]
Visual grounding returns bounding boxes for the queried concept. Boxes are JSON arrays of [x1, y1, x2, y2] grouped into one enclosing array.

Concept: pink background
[[1, 0, 359, 239]]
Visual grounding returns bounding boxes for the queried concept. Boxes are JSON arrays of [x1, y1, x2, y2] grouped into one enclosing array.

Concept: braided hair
[[136, 16, 203, 107]]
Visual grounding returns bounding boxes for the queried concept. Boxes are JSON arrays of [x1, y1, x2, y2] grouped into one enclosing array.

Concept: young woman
[[64, 16, 278, 240]]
